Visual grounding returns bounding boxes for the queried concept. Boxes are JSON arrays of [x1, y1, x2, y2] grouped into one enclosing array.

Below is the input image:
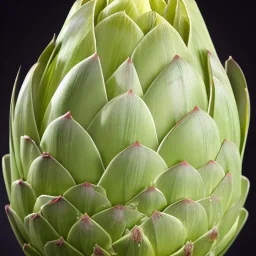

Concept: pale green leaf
[[226, 57, 250, 158], [141, 212, 185, 255], [158, 107, 221, 169], [23, 244, 43, 256], [27, 154, 75, 196], [98, 142, 167, 204], [95, 11, 144, 80], [2, 155, 11, 200], [41, 53, 107, 133], [92, 205, 144, 242], [143, 56, 208, 142], [10, 180, 37, 221], [87, 91, 158, 167], [64, 183, 111, 216], [41, 197, 82, 239], [41, 113, 104, 184], [155, 162, 205, 205], [132, 22, 191, 92], [164, 199, 208, 241], [67, 214, 112, 255], [106, 58, 143, 100]]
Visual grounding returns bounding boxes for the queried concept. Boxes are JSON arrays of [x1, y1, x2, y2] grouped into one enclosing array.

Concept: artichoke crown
[[3, 0, 250, 255]]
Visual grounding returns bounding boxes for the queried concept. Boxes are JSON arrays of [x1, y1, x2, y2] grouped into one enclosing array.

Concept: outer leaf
[[13, 64, 40, 179], [136, 11, 168, 34], [95, 12, 144, 80], [211, 173, 233, 213], [217, 200, 242, 242], [141, 212, 186, 255], [164, 199, 208, 241], [98, 142, 167, 204], [155, 162, 205, 205], [23, 244, 43, 256], [10, 68, 20, 182], [10, 180, 37, 221], [20, 136, 41, 179], [158, 107, 221, 169], [143, 56, 208, 141], [41, 197, 82, 239], [198, 196, 222, 228], [2, 154, 11, 200], [241, 176, 250, 205], [24, 214, 59, 253], [132, 22, 191, 92], [44, 237, 84, 256], [112, 226, 155, 256], [105, 58, 143, 100], [218, 208, 248, 256], [226, 57, 250, 158], [67, 214, 112, 255], [198, 160, 225, 196], [27, 154, 75, 196], [126, 186, 167, 216], [87, 91, 158, 167], [63, 183, 111, 216], [182, 0, 217, 82], [216, 140, 242, 204], [37, 1, 96, 121], [5, 205, 30, 246], [41, 54, 107, 133], [92, 205, 144, 242], [41, 113, 104, 184]]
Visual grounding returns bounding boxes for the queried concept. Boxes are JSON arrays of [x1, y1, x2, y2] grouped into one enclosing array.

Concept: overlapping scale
[[4, 0, 250, 255]]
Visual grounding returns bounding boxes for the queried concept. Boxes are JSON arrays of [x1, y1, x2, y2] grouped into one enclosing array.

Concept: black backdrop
[[1, 0, 255, 255]]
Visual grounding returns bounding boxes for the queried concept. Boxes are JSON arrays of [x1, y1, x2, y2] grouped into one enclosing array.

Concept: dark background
[[1, 0, 255, 255]]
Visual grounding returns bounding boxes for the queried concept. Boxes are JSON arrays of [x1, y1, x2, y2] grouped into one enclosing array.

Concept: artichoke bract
[[3, 0, 250, 255]]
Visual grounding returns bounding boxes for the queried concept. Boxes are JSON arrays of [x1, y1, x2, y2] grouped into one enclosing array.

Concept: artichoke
[[3, 0, 250, 255]]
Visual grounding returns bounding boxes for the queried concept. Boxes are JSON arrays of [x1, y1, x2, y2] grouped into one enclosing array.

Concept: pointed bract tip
[[56, 237, 65, 248], [64, 111, 72, 119], [182, 198, 194, 204], [184, 242, 194, 256], [180, 161, 190, 167], [49, 196, 62, 204], [81, 214, 90, 223], [17, 179, 24, 185], [208, 160, 216, 165], [131, 226, 143, 243], [209, 228, 218, 241], [23, 244, 28, 250], [226, 172, 233, 180], [174, 54, 181, 60], [133, 141, 141, 147], [152, 211, 162, 220], [193, 106, 200, 112], [93, 52, 99, 59], [223, 139, 231, 144], [207, 50, 213, 56], [23, 135, 32, 141], [83, 182, 92, 188], [128, 89, 134, 95], [127, 57, 133, 63], [114, 205, 125, 210], [31, 213, 39, 220], [94, 245, 104, 256], [5, 205, 10, 214], [42, 152, 51, 158], [228, 56, 233, 61], [211, 195, 220, 202], [147, 185, 156, 192]]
